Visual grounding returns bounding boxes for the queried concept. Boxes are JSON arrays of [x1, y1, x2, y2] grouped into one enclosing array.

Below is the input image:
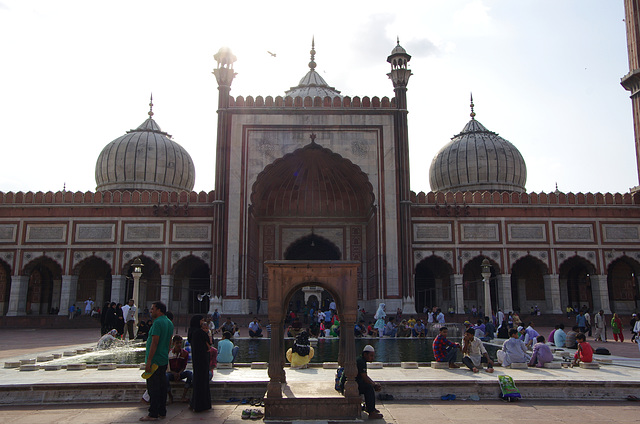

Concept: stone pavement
[[1, 400, 640, 423]]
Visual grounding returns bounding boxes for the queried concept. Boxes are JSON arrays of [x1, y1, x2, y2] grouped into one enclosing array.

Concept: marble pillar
[[453, 274, 464, 313], [543, 274, 563, 314], [57, 275, 78, 317], [160, 275, 173, 307], [110, 275, 126, 304], [6, 275, 29, 316], [591, 274, 612, 314], [498, 274, 513, 313]]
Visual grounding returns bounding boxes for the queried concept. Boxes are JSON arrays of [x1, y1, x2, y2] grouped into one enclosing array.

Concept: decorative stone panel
[[507, 224, 546, 242], [172, 224, 212, 242], [0, 225, 17, 242], [460, 224, 499, 242], [509, 250, 549, 269], [72, 251, 114, 269], [602, 224, 640, 242], [555, 224, 594, 242], [25, 224, 66, 243], [281, 228, 343, 257], [557, 250, 597, 265], [123, 223, 163, 242], [75, 224, 115, 242], [414, 250, 454, 269], [413, 223, 452, 242], [170, 250, 211, 268], [123, 250, 162, 264], [23, 250, 65, 269]]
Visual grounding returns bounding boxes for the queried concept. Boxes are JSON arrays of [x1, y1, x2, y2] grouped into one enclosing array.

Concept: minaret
[[211, 47, 237, 311], [621, 1, 640, 190], [387, 39, 415, 313]]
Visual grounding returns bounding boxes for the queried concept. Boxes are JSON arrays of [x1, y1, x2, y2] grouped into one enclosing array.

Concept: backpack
[[594, 347, 610, 355], [334, 367, 346, 393]]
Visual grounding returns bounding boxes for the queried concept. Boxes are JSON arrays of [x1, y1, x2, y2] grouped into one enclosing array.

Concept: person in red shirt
[[572, 333, 594, 365], [166, 335, 192, 403]]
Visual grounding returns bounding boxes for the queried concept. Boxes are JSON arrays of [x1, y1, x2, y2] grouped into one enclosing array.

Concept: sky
[[0, 0, 636, 195]]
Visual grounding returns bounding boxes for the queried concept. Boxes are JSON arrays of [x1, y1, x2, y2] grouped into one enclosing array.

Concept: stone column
[[453, 274, 464, 313], [6, 275, 29, 316], [267, 318, 284, 398], [543, 274, 563, 314], [341, 313, 359, 398], [51, 279, 62, 310], [57, 275, 78, 317], [591, 274, 612, 314], [110, 275, 126, 304], [160, 275, 173, 307], [95, 279, 105, 307], [498, 274, 513, 313]]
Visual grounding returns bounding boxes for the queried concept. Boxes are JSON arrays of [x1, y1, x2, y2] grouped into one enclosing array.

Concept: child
[[572, 333, 594, 366], [528, 335, 554, 368]]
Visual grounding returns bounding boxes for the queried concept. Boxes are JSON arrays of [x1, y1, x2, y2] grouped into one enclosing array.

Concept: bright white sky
[[0, 0, 635, 194]]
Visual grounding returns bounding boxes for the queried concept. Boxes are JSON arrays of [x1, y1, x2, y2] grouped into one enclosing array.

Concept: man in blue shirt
[[554, 323, 567, 348], [217, 331, 239, 363]]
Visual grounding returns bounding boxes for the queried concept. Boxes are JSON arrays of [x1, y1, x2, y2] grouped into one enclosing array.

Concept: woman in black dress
[[188, 314, 211, 412]]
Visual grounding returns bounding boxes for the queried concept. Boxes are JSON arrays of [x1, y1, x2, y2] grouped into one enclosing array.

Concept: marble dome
[[429, 114, 527, 193], [95, 109, 195, 192]]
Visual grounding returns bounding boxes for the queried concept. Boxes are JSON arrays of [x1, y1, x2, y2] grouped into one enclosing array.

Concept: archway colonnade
[[2, 254, 211, 317], [414, 253, 640, 316]]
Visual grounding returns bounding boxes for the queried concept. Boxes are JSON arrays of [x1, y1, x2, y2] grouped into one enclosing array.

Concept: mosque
[[3, 9, 640, 321]]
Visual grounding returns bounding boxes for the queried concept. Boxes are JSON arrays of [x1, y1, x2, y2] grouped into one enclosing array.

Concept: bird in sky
[[267, 51, 276, 57]]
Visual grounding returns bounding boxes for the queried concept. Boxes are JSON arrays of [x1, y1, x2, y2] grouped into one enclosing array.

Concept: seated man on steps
[[461, 327, 494, 373], [497, 328, 530, 367], [357, 345, 383, 420], [432, 326, 460, 368], [166, 335, 192, 403]]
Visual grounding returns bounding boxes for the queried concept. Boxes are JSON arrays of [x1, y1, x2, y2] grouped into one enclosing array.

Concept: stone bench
[[322, 362, 339, 369], [217, 363, 233, 369], [368, 362, 383, 369], [19, 359, 36, 365], [63, 351, 77, 357], [4, 362, 20, 369], [66, 363, 87, 371], [52, 353, 62, 359], [401, 362, 419, 369], [42, 364, 62, 371], [37, 355, 54, 362], [579, 362, 600, 369], [251, 362, 268, 369], [431, 361, 450, 369], [19, 364, 40, 371], [596, 358, 613, 365], [509, 362, 528, 369], [543, 362, 562, 369], [97, 363, 117, 370]]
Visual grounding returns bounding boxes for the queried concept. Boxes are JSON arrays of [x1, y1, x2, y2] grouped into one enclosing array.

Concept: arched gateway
[[264, 260, 361, 421]]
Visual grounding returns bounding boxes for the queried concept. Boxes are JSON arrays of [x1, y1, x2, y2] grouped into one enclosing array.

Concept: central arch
[[264, 260, 361, 420]]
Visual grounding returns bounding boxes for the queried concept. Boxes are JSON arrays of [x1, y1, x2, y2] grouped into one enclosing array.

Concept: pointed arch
[[284, 234, 341, 260], [73, 256, 112, 310], [414, 255, 454, 313], [172, 255, 211, 314], [559, 255, 596, 311], [122, 255, 162, 310], [510, 255, 549, 313], [607, 256, 640, 313], [22, 256, 62, 315], [462, 256, 500, 314]]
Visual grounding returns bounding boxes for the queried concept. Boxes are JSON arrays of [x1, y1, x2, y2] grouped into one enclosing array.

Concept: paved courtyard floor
[[1, 400, 639, 423]]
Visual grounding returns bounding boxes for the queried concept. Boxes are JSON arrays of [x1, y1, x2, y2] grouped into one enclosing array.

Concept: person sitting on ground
[[565, 326, 579, 349], [220, 317, 236, 335], [553, 323, 567, 348], [248, 317, 263, 338], [461, 327, 494, 373], [97, 329, 121, 350], [166, 335, 193, 403], [522, 322, 540, 349], [396, 319, 411, 337], [433, 326, 460, 368], [357, 345, 383, 420], [286, 331, 315, 369], [406, 316, 416, 328], [412, 319, 426, 338], [497, 328, 530, 367], [217, 331, 239, 364], [483, 316, 496, 340], [367, 321, 378, 337], [384, 317, 398, 337], [528, 335, 554, 368], [549, 325, 560, 346], [572, 333, 594, 365], [288, 316, 304, 338], [354, 320, 367, 338], [473, 319, 486, 339], [497, 321, 509, 339]]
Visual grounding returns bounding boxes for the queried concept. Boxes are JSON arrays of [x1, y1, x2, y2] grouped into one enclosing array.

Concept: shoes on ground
[[368, 412, 384, 420], [250, 409, 264, 420]]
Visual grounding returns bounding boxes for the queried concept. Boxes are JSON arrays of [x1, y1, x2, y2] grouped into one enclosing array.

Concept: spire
[[148, 94, 154, 118], [470, 92, 476, 119], [309, 36, 316, 71]]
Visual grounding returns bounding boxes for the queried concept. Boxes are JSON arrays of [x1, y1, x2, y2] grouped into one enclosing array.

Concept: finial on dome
[[470, 92, 476, 119], [148, 94, 154, 118], [309, 36, 317, 71], [397, 36, 400, 45]]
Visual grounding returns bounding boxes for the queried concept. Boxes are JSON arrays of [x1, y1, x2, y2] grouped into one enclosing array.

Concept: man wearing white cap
[[357, 345, 383, 420]]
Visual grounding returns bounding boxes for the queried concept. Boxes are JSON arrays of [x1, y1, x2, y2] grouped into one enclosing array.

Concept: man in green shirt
[[141, 301, 174, 421]]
